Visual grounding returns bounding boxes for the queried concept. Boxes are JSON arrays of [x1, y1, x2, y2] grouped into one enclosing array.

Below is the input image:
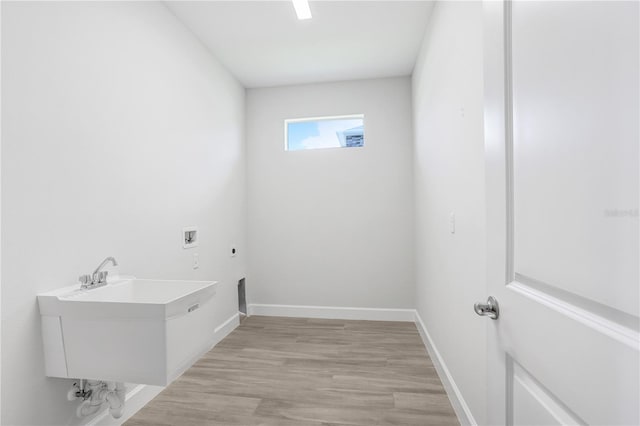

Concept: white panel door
[[483, 1, 639, 425]]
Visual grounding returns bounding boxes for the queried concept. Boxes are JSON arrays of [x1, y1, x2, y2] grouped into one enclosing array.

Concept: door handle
[[474, 296, 499, 320]]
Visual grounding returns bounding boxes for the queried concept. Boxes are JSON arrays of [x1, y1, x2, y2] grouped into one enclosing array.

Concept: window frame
[[283, 114, 365, 152]]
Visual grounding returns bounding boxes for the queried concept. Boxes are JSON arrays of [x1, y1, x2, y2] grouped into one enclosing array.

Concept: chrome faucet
[[79, 257, 118, 289]]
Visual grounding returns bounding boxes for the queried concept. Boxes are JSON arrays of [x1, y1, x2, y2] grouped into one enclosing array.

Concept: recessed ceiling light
[[292, 0, 312, 20]]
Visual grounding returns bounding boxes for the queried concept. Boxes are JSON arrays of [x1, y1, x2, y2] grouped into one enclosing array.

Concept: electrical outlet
[[193, 253, 199, 269]]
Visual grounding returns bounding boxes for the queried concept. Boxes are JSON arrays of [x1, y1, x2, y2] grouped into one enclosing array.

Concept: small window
[[285, 115, 365, 151]]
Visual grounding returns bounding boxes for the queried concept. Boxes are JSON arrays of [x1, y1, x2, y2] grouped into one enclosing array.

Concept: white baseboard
[[213, 312, 240, 342], [81, 312, 241, 426], [414, 311, 476, 426], [248, 303, 415, 322]]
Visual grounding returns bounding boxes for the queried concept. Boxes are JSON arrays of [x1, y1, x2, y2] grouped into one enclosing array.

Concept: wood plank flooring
[[125, 316, 459, 426]]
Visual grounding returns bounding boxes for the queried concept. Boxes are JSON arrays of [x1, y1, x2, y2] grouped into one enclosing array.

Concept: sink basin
[[38, 278, 218, 386]]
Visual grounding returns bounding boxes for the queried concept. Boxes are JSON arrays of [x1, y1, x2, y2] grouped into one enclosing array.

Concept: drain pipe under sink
[[73, 380, 126, 419], [104, 381, 126, 418]]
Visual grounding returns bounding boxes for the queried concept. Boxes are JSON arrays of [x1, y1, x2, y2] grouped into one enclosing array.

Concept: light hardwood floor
[[125, 316, 459, 426]]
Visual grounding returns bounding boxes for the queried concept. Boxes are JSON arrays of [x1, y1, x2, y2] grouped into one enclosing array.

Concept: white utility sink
[[38, 278, 218, 386]]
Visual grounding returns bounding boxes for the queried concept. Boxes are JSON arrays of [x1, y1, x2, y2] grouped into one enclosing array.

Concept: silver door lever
[[474, 296, 499, 320]]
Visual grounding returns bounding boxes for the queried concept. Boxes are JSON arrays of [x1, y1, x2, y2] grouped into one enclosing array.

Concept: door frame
[[483, 0, 512, 423]]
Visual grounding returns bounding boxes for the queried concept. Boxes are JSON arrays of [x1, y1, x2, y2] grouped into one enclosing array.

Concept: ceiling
[[165, 1, 433, 88]]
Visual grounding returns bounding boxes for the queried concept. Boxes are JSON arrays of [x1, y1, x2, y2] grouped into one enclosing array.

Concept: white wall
[[1, 2, 246, 425], [246, 78, 414, 310], [412, 2, 487, 424]]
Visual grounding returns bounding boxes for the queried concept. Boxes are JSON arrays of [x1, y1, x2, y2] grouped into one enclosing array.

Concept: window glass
[[285, 115, 365, 151]]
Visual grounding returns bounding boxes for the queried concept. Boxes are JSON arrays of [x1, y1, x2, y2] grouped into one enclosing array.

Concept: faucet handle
[[98, 270, 108, 283], [78, 274, 91, 286]]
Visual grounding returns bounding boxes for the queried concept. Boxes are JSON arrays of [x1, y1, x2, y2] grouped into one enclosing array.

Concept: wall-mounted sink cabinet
[[37, 278, 218, 386]]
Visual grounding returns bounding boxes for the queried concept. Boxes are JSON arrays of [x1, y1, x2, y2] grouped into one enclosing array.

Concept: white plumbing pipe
[[76, 398, 102, 418], [74, 380, 126, 419], [76, 380, 104, 418], [105, 382, 126, 419], [67, 383, 79, 401]]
